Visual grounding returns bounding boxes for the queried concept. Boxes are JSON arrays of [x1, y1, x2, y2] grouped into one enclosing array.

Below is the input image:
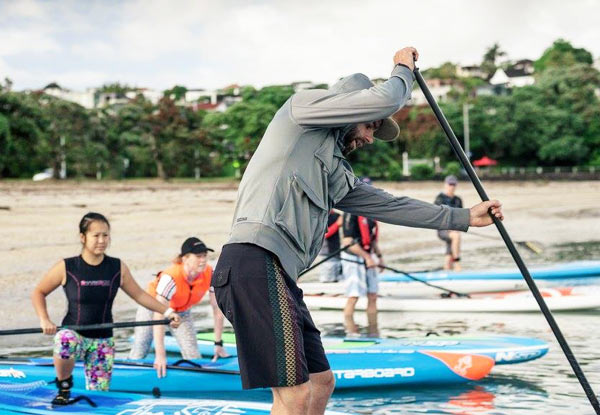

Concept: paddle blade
[[523, 241, 543, 255]]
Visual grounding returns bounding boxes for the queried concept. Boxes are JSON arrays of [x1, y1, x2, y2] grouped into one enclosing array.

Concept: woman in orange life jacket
[[31, 212, 181, 405], [129, 237, 229, 377]]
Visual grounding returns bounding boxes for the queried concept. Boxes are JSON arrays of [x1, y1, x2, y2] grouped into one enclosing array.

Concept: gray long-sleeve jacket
[[227, 65, 470, 280]]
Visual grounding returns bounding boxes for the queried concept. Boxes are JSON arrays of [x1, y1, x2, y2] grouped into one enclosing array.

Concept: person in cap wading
[[129, 237, 230, 377], [211, 47, 503, 415], [435, 175, 464, 271]]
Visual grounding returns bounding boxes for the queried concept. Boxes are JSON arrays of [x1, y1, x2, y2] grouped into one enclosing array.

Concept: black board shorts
[[211, 243, 330, 389]]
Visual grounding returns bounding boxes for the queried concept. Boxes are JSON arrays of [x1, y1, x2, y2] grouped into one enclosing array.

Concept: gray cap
[[444, 175, 458, 185], [330, 73, 400, 142]]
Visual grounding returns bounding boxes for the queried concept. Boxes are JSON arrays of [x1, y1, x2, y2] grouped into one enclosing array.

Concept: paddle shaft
[[298, 239, 358, 278], [340, 257, 468, 297], [414, 67, 600, 414], [0, 319, 171, 336]]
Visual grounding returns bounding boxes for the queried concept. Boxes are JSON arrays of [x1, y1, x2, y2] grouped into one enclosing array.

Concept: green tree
[[164, 85, 188, 101], [204, 85, 294, 171], [422, 62, 458, 79], [0, 91, 47, 177], [40, 96, 92, 178], [347, 140, 404, 180], [481, 43, 506, 79], [534, 39, 593, 72], [97, 82, 135, 95]]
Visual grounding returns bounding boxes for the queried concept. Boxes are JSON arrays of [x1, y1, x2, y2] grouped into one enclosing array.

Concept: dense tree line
[[0, 39, 598, 179]]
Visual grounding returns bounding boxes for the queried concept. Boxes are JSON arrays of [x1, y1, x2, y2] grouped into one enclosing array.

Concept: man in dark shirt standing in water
[[434, 175, 464, 271]]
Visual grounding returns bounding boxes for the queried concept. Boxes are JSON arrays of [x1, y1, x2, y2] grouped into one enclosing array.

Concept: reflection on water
[[1, 241, 599, 414], [315, 310, 599, 414]]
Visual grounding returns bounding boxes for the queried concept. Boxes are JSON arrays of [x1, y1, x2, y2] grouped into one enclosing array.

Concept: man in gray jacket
[[211, 47, 503, 415]]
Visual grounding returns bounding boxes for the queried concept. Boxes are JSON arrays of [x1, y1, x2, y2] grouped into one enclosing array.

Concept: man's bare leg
[[366, 293, 378, 337], [443, 254, 453, 270], [343, 297, 359, 335], [308, 370, 335, 414], [272, 382, 311, 415], [449, 231, 461, 271]]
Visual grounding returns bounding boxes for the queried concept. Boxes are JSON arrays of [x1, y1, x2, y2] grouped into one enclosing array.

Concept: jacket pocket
[[211, 266, 230, 288], [275, 175, 328, 255], [329, 158, 356, 205], [211, 266, 233, 322]]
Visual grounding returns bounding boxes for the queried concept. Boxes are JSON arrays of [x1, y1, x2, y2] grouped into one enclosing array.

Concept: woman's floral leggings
[[53, 329, 114, 391]]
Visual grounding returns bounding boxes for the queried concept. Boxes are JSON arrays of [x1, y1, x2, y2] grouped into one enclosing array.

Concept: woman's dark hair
[[79, 212, 110, 234]]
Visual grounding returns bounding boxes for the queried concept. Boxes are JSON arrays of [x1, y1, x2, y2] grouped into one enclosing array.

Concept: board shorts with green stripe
[[212, 243, 330, 389]]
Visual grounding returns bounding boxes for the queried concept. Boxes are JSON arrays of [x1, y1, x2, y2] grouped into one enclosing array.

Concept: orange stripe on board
[[421, 351, 494, 381]]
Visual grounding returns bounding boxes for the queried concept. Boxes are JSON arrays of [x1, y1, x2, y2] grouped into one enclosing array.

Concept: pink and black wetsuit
[[54, 255, 121, 391], [61, 255, 121, 338]]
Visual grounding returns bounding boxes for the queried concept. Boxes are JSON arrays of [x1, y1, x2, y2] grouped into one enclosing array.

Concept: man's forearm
[[337, 182, 470, 231], [291, 66, 414, 128]]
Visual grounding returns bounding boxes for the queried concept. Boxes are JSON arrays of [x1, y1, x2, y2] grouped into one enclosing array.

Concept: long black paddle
[[415, 66, 600, 414], [340, 257, 469, 298], [0, 319, 171, 336]]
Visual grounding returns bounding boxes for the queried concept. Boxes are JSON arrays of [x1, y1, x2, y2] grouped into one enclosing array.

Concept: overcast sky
[[1, 0, 599, 91]]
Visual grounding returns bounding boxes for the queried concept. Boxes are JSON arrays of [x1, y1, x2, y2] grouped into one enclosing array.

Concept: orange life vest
[[148, 262, 213, 313]]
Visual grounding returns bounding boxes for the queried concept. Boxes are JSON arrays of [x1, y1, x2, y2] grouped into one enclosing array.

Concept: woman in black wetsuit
[[31, 212, 181, 404]]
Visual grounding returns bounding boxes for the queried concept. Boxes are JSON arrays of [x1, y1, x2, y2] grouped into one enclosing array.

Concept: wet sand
[[0, 179, 598, 350]]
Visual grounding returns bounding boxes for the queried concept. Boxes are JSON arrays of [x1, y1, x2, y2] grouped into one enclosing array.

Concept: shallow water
[[3, 241, 600, 414]]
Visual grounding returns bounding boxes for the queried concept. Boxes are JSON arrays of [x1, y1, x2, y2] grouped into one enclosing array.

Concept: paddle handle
[[0, 319, 171, 336], [414, 67, 600, 414]]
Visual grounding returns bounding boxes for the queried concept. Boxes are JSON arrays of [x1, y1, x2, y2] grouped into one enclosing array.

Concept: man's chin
[[342, 142, 358, 156]]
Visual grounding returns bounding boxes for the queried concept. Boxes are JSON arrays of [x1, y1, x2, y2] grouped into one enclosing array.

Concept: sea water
[[3, 241, 600, 414]]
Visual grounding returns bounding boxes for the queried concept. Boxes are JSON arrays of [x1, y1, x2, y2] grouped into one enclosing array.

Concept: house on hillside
[[185, 84, 242, 112], [456, 65, 485, 79], [42, 83, 96, 108], [95, 91, 130, 109], [131, 88, 163, 104], [190, 101, 228, 112], [409, 78, 461, 106], [185, 88, 217, 105], [490, 59, 535, 88]]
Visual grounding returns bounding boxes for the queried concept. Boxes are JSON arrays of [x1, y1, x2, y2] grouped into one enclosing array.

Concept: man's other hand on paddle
[[469, 200, 504, 227]]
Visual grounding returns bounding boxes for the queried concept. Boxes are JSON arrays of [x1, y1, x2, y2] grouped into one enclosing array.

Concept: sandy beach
[[0, 179, 599, 348]]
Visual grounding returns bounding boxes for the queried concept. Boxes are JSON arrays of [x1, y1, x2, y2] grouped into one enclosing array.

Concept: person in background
[[317, 210, 344, 282], [129, 237, 229, 377], [340, 179, 383, 337], [31, 212, 181, 404], [434, 175, 463, 271]]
